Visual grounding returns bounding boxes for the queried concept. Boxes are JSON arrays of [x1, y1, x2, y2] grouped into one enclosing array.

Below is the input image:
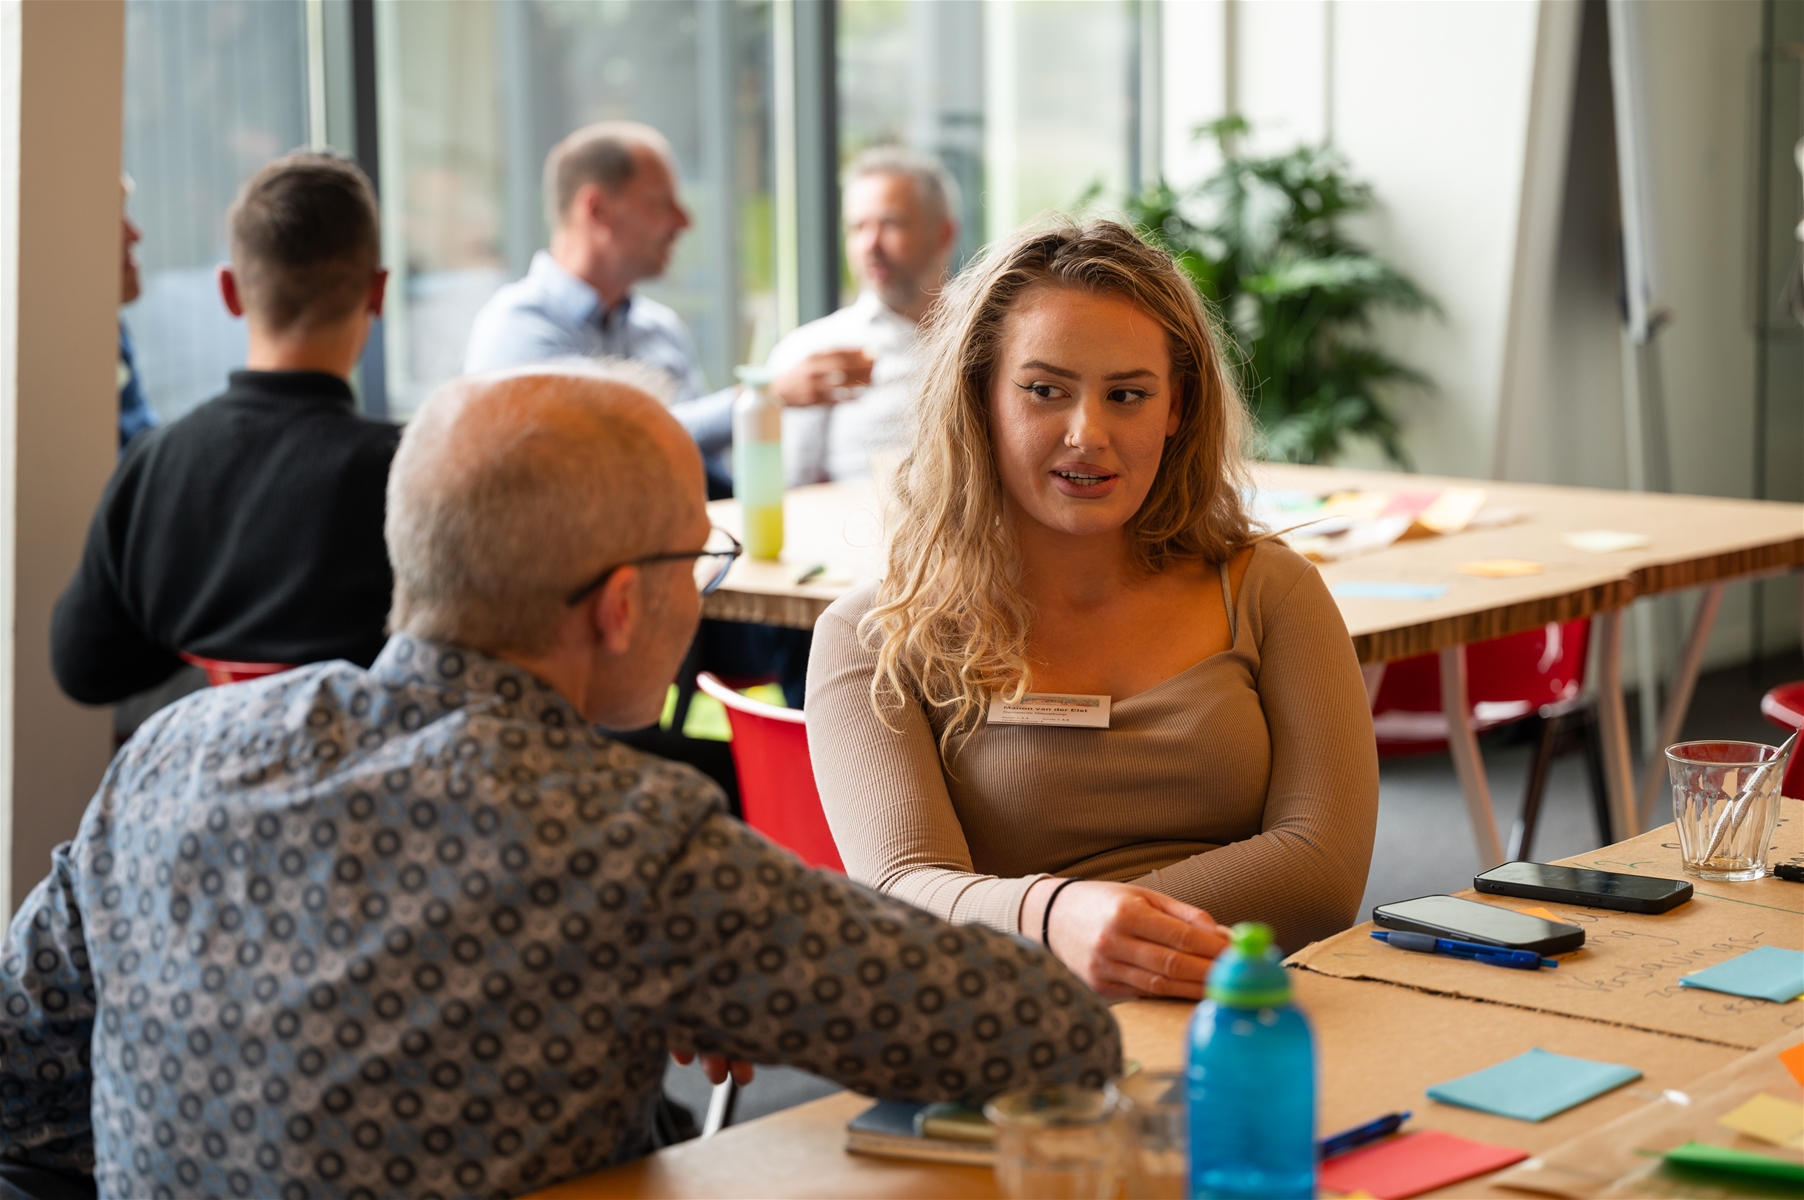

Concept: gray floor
[[666, 650, 1804, 1130]]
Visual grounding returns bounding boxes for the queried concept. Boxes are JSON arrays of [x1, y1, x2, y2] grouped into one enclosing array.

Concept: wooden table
[[700, 467, 1804, 865], [532, 819, 1804, 1199]]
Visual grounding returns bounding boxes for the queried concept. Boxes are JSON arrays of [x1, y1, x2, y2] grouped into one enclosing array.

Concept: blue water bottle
[[1187, 922, 1316, 1199]]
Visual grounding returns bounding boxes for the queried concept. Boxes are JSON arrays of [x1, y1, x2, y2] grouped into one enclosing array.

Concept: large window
[[122, 0, 1153, 424], [838, 0, 1146, 274], [121, 0, 309, 422], [375, 0, 775, 418]]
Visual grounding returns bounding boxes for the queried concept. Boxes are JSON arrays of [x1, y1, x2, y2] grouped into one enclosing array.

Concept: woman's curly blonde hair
[[859, 219, 1256, 752]]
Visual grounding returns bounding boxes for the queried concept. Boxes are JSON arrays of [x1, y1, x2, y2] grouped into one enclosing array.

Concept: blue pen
[[1371, 930, 1558, 970], [1319, 1110, 1411, 1160]]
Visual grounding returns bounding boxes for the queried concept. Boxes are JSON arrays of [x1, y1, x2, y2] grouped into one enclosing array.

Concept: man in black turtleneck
[[52, 151, 399, 706]]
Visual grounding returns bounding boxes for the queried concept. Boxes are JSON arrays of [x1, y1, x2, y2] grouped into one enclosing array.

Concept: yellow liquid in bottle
[[743, 503, 784, 560]]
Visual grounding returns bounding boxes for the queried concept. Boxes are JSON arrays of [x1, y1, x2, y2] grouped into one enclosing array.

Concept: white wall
[[0, 0, 123, 917], [1163, 0, 1542, 478], [1164, 0, 1797, 667]]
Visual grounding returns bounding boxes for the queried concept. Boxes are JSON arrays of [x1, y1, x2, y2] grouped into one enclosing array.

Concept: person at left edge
[[463, 120, 843, 498], [117, 174, 156, 453], [51, 151, 399, 706]]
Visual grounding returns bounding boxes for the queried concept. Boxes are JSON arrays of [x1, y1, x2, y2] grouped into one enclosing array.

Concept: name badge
[[986, 692, 1111, 729]]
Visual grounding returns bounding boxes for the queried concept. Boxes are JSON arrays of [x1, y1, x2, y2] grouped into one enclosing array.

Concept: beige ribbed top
[[804, 541, 1379, 953]]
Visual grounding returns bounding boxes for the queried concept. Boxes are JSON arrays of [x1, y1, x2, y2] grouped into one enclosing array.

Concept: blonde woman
[[805, 221, 1378, 1000]]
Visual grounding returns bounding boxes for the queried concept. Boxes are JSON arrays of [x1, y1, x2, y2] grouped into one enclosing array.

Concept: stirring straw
[[1700, 730, 1797, 864]]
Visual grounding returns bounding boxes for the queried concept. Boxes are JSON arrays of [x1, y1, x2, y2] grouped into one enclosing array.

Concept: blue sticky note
[[1331, 582, 1451, 601], [1679, 946, 1804, 1004], [1426, 1048, 1640, 1122]]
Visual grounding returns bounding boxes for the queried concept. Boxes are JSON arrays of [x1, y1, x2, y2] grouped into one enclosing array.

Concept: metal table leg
[[1633, 583, 1724, 828], [1592, 608, 1640, 839], [1438, 645, 1505, 868]]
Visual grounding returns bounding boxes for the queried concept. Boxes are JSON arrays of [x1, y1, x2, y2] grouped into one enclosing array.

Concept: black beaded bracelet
[[1041, 877, 1081, 949]]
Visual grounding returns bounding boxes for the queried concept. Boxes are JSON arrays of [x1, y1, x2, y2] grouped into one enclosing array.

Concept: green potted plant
[[1124, 117, 1439, 466]]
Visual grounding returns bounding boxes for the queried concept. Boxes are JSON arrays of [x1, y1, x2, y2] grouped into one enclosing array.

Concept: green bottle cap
[[734, 365, 773, 387], [1204, 922, 1293, 1009]]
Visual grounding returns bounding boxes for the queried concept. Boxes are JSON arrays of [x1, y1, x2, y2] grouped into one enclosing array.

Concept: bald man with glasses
[[0, 364, 1119, 1199]]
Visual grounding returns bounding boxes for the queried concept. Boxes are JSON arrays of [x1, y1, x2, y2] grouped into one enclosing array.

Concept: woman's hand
[[1023, 879, 1231, 1001]]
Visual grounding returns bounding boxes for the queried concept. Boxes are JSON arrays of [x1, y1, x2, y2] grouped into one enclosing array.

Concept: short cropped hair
[[386, 360, 685, 656], [543, 121, 673, 227], [227, 151, 380, 334], [844, 146, 960, 227]]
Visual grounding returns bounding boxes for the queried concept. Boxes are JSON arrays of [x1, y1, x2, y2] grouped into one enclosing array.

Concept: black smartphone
[[1372, 895, 1586, 954], [1474, 861, 1692, 914]]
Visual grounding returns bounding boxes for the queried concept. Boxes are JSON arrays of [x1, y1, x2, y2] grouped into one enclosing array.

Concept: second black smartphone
[[1372, 895, 1586, 954], [1474, 861, 1692, 914]]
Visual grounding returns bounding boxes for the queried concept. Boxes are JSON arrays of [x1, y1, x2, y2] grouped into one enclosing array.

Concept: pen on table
[[794, 563, 826, 585], [1773, 863, 1804, 883], [1370, 930, 1558, 970], [1319, 1111, 1411, 1160]]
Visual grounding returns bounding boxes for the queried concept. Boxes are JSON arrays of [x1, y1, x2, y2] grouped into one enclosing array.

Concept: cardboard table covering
[[1287, 815, 1804, 1051]]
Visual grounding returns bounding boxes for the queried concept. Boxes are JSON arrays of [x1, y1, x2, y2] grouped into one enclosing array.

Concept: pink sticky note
[[1320, 1129, 1527, 1200]]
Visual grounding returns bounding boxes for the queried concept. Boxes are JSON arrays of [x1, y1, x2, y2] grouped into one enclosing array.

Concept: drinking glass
[[1115, 1070, 1186, 1199], [984, 1084, 1121, 1200], [1667, 740, 1784, 881]]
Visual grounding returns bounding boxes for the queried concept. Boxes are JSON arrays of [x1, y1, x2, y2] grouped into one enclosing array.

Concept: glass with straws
[[1666, 738, 1790, 881]]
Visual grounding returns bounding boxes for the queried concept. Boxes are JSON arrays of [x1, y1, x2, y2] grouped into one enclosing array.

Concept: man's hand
[[1028, 880, 1231, 1001], [669, 1049, 756, 1087], [771, 349, 874, 407]]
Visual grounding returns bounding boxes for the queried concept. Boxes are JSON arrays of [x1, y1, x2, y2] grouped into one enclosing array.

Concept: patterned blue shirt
[[463, 253, 734, 456], [0, 634, 1119, 1199]]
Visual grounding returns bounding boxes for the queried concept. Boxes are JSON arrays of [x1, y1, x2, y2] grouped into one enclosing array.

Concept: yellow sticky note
[[1718, 1093, 1804, 1148], [1460, 558, 1544, 578], [1514, 906, 1562, 922], [1418, 487, 1487, 534]]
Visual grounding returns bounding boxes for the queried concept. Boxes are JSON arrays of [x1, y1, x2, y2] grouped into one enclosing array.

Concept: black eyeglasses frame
[[563, 527, 743, 607]]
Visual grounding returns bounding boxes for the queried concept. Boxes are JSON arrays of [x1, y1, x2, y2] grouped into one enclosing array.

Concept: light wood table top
[[532, 824, 1795, 1200], [535, 972, 1737, 1200], [702, 466, 1804, 664]]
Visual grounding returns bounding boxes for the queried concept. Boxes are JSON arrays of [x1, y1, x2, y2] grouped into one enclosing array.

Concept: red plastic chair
[[690, 672, 843, 1135], [179, 652, 295, 687], [695, 672, 843, 872], [1370, 619, 1606, 858], [1761, 680, 1804, 799]]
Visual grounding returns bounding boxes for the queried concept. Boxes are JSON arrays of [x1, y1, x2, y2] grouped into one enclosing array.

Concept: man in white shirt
[[767, 148, 958, 485]]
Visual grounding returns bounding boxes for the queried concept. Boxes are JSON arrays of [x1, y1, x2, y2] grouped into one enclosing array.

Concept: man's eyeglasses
[[564, 526, 743, 607]]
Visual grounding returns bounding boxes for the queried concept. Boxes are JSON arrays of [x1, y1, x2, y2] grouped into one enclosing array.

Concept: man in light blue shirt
[[467, 121, 820, 490], [465, 121, 821, 722]]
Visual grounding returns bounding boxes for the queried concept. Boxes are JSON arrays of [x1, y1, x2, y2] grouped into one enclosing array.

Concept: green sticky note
[[1663, 1140, 1804, 1185], [1427, 1048, 1640, 1122], [1679, 946, 1804, 1004]]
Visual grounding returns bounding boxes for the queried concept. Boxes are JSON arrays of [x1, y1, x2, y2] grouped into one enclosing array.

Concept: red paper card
[[1319, 1129, 1527, 1200]]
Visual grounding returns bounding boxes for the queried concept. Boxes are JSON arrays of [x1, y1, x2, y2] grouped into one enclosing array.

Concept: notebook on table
[[844, 1101, 996, 1166]]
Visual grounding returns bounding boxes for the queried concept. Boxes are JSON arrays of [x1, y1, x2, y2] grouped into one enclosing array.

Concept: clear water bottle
[[1187, 922, 1316, 1199], [732, 365, 783, 560]]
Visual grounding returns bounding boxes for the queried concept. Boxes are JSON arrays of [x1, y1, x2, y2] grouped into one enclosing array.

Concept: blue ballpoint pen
[[1370, 930, 1558, 970], [1319, 1110, 1412, 1159]]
